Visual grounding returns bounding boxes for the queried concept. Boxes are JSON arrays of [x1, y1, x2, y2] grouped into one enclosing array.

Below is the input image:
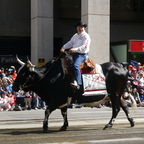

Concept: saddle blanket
[[82, 73, 107, 96]]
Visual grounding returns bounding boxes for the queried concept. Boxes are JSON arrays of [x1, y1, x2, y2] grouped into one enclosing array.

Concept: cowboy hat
[[75, 21, 87, 28]]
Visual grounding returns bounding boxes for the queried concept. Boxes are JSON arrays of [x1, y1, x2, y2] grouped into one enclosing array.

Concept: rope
[[21, 52, 63, 89]]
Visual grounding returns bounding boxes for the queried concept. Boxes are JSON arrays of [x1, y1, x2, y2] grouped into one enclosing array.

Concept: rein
[[19, 53, 63, 89]]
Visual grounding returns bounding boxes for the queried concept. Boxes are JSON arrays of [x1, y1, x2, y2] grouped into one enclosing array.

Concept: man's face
[[2, 94, 6, 97], [8, 93, 12, 97], [77, 26, 84, 33], [1, 69, 4, 72], [128, 67, 132, 70]]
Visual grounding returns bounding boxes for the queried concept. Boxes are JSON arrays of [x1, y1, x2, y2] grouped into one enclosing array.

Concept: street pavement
[[0, 106, 144, 130]]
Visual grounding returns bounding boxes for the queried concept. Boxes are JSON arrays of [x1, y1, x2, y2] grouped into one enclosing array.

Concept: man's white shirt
[[63, 31, 91, 54]]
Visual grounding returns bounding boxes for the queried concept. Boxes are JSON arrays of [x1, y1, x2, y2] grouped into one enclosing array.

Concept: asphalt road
[[0, 124, 144, 144], [0, 107, 144, 144]]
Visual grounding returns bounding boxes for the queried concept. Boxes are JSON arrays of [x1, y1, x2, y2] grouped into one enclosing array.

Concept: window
[[60, 0, 80, 8], [110, 0, 144, 22], [111, 0, 144, 12]]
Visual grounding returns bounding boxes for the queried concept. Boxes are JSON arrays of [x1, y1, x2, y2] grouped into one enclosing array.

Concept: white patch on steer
[[79, 95, 110, 107], [95, 63, 105, 76]]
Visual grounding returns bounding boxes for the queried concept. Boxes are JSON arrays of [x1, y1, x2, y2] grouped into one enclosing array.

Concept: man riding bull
[[60, 21, 91, 89]]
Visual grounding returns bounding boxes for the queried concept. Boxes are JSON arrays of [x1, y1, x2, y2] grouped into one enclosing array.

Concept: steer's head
[[13, 56, 39, 92]]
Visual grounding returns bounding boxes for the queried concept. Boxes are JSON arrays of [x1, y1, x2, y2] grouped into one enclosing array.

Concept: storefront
[[110, 40, 144, 64], [0, 55, 27, 70]]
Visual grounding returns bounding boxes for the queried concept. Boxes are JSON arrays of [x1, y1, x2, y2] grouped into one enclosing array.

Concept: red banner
[[130, 40, 144, 52]]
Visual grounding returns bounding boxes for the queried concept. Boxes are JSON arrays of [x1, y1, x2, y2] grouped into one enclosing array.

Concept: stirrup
[[70, 80, 80, 89]]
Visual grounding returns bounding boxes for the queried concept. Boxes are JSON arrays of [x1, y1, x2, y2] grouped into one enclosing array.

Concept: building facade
[[0, 0, 144, 67]]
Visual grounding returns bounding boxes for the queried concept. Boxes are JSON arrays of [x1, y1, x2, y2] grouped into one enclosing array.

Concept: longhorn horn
[[27, 56, 35, 67], [16, 55, 25, 65]]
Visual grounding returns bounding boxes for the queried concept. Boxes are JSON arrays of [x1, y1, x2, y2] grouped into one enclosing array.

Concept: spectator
[[122, 92, 132, 107], [7, 91, 16, 111], [9, 66, 17, 81], [127, 65, 134, 81], [139, 89, 144, 107], [33, 92, 46, 110], [131, 68, 138, 87], [143, 65, 144, 72], [33, 92, 39, 109], [6, 68, 13, 79], [137, 72, 144, 92], [123, 80, 133, 107], [0, 67, 6, 79], [136, 63, 142, 71], [132, 67, 137, 77], [125, 80, 132, 93], [15, 90, 25, 109], [0, 91, 11, 111], [1, 77, 9, 91], [135, 64, 143, 79], [127, 65, 133, 79], [0, 85, 5, 96], [6, 80, 13, 93], [24, 91, 32, 110], [131, 88, 142, 107], [15, 89, 25, 97], [11, 70, 17, 81]]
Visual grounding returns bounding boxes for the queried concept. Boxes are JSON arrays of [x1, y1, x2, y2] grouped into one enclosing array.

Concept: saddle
[[60, 52, 107, 96], [61, 53, 97, 75], [80, 58, 96, 74]]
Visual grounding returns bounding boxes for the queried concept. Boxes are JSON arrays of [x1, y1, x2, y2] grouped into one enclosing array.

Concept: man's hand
[[60, 47, 65, 52], [69, 48, 76, 53]]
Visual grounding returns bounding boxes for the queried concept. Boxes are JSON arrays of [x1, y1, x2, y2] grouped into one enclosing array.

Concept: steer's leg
[[120, 97, 135, 127], [103, 94, 121, 130], [59, 106, 68, 131], [43, 108, 51, 132]]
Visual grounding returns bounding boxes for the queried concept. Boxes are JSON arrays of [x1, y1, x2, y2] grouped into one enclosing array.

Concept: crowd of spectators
[[0, 61, 144, 111], [122, 62, 144, 107], [95, 61, 144, 108], [0, 66, 46, 111]]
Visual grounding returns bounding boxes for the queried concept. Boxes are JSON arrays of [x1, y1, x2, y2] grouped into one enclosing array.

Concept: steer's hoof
[[59, 126, 67, 131], [128, 118, 135, 127], [43, 123, 48, 133], [43, 126, 48, 133], [103, 124, 112, 130], [130, 122, 135, 127]]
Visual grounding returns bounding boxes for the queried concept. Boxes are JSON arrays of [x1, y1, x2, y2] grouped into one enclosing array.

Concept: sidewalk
[[0, 107, 144, 129]]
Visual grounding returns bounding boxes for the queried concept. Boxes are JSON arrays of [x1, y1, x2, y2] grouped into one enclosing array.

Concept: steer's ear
[[27, 61, 35, 68]]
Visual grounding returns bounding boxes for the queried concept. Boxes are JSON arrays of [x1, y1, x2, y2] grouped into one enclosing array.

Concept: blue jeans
[[33, 97, 39, 108], [72, 53, 87, 85], [33, 97, 46, 108]]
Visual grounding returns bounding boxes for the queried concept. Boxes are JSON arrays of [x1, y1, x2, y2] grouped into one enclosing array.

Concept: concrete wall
[[0, 0, 30, 36], [53, 0, 81, 56], [31, 0, 53, 65], [82, 0, 110, 64], [111, 22, 144, 42]]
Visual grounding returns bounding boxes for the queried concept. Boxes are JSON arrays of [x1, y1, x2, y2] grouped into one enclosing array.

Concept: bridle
[[18, 53, 63, 90], [19, 75, 34, 89]]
